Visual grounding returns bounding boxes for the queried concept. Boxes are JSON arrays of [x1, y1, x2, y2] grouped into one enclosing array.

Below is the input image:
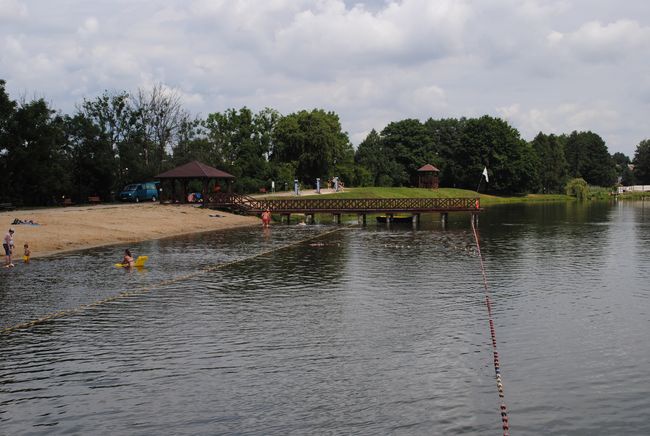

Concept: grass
[[298, 186, 574, 204], [617, 191, 650, 200]]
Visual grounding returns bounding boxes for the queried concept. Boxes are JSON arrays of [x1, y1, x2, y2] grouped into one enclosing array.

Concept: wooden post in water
[[441, 212, 448, 229], [333, 213, 341, 224], [472, 213, 479, 227], [412, 213, 420, 226]]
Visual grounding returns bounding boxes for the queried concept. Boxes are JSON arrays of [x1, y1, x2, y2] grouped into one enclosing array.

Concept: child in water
[[23, 243, 30, 263], [122, 249, 135, 268]]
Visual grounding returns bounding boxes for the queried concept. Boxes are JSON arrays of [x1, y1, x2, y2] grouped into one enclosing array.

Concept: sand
[[1, 203, 259, 259]]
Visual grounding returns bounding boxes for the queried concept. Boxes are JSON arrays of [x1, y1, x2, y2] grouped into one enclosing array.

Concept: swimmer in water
[[121, 249, 135, 268]]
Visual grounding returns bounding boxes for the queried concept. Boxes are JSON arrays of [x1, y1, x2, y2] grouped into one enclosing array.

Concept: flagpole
[[477, 167, 488, 193]]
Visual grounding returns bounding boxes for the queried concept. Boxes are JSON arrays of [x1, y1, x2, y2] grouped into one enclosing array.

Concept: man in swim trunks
[[4, 228, 15, 267], [261, 208, 271, 227]]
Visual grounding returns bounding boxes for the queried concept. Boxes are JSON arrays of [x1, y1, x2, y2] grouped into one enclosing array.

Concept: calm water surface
[[1, 201, 649, 435]]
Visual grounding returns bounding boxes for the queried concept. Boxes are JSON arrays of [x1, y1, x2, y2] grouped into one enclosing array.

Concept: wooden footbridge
[[208, 193, 481, 225]]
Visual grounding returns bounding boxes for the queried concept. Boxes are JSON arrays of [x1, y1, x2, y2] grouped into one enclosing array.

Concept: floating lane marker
[[1, 226, 348, 336], [471, 218, 510, 436]]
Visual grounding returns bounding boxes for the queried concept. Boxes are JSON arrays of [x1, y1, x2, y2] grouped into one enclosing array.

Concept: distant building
[[417, 164, 440, 189]]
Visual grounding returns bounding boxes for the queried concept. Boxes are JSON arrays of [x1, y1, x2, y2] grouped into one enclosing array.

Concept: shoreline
[[1, 203, 259, 260]]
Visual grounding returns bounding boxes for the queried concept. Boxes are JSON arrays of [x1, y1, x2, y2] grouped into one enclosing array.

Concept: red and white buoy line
[[471, 218, 510, 435]]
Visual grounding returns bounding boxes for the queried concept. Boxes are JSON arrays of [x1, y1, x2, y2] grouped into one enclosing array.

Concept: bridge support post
[[357, 214, 367, 225], [307, 213, 315, 224], [441, 212, 448, 229], [412, 213, 420, 226], [472, 213, 479, 227], [333, 213, 341, 224], [282, 213, 291, 224]]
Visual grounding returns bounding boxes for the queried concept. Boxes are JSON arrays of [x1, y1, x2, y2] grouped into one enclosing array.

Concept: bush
[[565, 178, 589, 200]]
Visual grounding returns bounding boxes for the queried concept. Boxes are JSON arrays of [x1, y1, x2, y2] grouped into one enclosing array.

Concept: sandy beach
[[1, 203, 259, 259]]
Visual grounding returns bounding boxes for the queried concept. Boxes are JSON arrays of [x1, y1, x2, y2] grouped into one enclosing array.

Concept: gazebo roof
[[417, 164, 440, 172], [155, 161, 235, 179]]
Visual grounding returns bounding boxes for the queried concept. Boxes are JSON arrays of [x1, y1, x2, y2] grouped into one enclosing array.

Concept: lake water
[[1, 200, 649, 435]]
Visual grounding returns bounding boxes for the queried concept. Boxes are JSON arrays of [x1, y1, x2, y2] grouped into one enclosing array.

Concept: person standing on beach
[[3, 228, 15, 267], [23, 243, 31, 263]]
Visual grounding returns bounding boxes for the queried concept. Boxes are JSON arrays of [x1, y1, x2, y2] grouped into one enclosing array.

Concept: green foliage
[[271, 109, 353, 185], [2, 96, 71, 206], [423, 117, 464, 187], [587, 185, 612, 200], [454, 116, 540, 194], [0, 77, 631, 205], [530, 132, 568, 193], [633, 139, 650, 184], [612, 151, 634, 185], [565, 178, 589, 200], [380, 119, 434, 186], [271, 161, 297, 191], [352, 165, 373, 187], [564, 131, 617, 187], [612, 152, 630, 166], [355, 129, 403, 186], [199, 107, 280, 192], [65, 113, 116, 201]]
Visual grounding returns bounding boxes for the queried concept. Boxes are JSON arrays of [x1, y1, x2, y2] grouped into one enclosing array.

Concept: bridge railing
[[208, 193, 480, 214]]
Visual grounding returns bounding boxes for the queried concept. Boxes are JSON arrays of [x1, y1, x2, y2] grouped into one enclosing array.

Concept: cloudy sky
[[1, 0, 649, 156]]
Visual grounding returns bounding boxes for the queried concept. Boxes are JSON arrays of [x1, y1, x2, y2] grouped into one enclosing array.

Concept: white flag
[[482, 167, 489, 183]]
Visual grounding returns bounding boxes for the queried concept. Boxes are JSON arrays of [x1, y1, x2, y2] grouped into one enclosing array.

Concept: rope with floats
[[471, 218, 510, 435], [0, 226, 348, 335]]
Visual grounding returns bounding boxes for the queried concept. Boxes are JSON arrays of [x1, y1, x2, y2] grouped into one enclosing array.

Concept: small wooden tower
[[417, 164, 440, 189]]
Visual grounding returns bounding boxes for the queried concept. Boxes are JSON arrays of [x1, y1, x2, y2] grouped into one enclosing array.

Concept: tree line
[[1, 79, 649, 206]]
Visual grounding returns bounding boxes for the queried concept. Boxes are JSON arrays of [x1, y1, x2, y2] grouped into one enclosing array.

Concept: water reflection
[[1, 202, 650, 435]]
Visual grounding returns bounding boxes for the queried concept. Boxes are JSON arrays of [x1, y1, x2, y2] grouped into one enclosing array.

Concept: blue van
[[119, 182, 159, 202]]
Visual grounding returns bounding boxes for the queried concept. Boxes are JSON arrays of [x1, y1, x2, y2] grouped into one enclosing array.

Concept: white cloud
[[0, 0, 648, 156], [0, 0, 27, 21], [547, 19, 650, 62], [77, 17, 99, 36], [497, 102, 620, 139]]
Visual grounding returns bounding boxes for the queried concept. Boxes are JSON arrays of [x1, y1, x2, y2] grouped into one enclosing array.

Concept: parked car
[[119, 182, 159, 202]]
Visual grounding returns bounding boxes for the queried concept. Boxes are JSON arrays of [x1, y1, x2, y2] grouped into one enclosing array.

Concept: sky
[[1, 0, 649, 157]]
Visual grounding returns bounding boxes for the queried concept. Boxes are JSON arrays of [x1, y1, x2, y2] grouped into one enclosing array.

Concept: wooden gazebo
[[155, 161, 235, 204], [417, 164, 440, 189]]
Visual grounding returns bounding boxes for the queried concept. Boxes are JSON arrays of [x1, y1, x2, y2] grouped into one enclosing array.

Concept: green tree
[[203, 107, 278, 192], [354, 129, 400, 186], [565, 177, 589, 200], [564, 131, 617, 187], [611, 151, 634, 186], [633, 139, 650, 184], [65, 113, 117, 201], [380, 119, 435, 186], [4, 98, 70, 205], [271, 109, 353, 185], [530, 132, 568, 193], [453, 116, 539, 193], [424, 117, 465, 187], [78, 90, 143, 188], [0, 80, 17, 203]]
